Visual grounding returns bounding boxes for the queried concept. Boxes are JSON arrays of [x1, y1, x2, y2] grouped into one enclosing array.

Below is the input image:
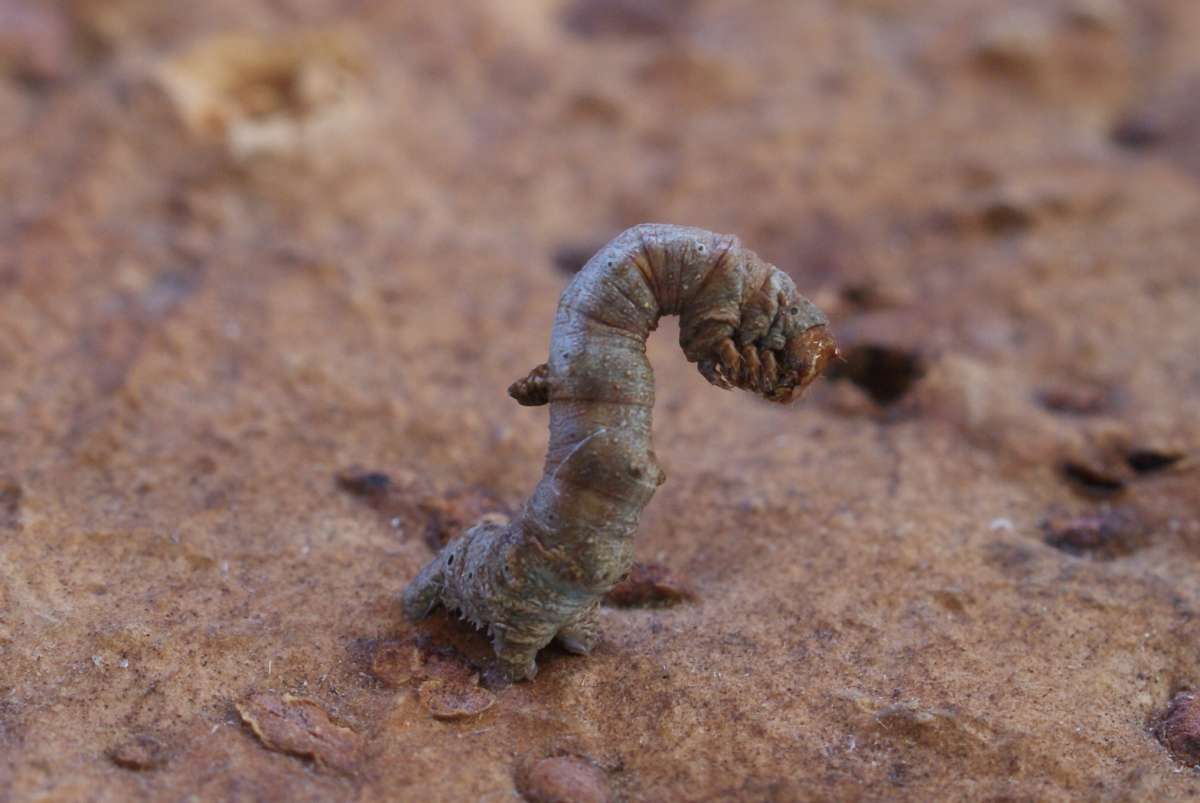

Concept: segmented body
[[403, 224, 835, 680]]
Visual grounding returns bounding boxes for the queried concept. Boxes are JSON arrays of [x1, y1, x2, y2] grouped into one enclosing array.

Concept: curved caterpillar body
[[404, 224, 836, 680]]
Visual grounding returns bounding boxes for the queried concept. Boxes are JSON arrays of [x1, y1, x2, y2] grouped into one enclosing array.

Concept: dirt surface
[[2, 1, 1199, 800]]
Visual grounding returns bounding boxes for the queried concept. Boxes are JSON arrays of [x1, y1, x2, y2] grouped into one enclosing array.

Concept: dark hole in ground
[[827, 344, 925, 406], [1110, 115, 1164, 150], [562, 0, 693, 38], [551, 243, 602, 276], [980, 201, 1034, 236], [336, 470, 392, 498], [1059, 462, 1125, 498], [1126, 450, 1184, 475], [840, 283, 879, 309], [838, 281, 904, 311]]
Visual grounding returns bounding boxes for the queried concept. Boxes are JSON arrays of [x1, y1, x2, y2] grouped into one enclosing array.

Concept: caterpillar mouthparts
[[773, 322, 839, 404]]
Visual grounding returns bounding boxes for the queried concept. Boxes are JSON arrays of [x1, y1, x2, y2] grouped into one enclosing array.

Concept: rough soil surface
[[2, 0, 1199, 800]]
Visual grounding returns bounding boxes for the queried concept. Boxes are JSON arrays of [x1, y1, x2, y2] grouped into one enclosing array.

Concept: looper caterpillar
[[403, 224, 836, 680]]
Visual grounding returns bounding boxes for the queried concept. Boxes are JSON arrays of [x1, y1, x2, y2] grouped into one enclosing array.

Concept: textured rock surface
[[1, 0, 1199, 800]]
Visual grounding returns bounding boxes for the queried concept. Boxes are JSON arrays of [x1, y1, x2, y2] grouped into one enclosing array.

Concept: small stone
[[367, 639, 416, 687], [1035, 383, 1111, 416], [1157, 692, 1200, 766], [366, 637, 479, 688], [156, 31, 367, 159], [974, 10, 1053, 75], [418, 679, 495, 720], [1063, 0, 1124, 32], [413, 646, 478, 685], [0, 0, 72, 83], [1041, 507, 1142, 558], [604, 562, 696, 607], [109, 734, 169, 771], [517, 755, 611, 803], [236, 693, 361, 775]]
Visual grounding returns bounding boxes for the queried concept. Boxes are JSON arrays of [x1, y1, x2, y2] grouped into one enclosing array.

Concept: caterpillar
[[403, 224, 836, 680]]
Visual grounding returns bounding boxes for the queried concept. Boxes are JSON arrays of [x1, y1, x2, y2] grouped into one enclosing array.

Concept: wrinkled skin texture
[[403, 224, 835, 680]]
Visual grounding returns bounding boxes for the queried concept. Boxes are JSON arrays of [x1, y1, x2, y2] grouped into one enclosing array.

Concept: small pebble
[[974, 10, 1052, 74], [368, 639, 415, 687], [0, 0, 72, 83], [418, 679, 495, 720], [1063, 0, 1123, 32], [236, 692, 361, 775], [517, 755, 611, 803], [109, 734, 169, 771], [1041, 507, 1142, 557], [1158, 692, 1200, 766], [604, 561, 696, 607]]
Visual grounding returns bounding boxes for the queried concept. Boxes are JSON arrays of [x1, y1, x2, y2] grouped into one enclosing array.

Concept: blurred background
[[2, 1, 1199, 800]]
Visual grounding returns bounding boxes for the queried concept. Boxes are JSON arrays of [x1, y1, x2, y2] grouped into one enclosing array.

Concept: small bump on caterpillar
[[403, 224, 836, 680]]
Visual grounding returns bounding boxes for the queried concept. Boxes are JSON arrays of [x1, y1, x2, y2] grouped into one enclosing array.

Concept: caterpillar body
[[404, 224, 836, 680]]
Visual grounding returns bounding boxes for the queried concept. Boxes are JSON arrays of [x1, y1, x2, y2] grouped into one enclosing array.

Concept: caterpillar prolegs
[[403, 224, 836, 680]]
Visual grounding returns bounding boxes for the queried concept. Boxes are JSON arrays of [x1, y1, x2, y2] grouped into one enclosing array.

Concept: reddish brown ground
[[2, 1, 1199, 801]]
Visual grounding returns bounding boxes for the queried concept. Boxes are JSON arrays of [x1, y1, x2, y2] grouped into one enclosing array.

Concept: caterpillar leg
[[698, 359, 732, 390], [717, 338, 743, 382], [739, 344, 763, 391], [555, 604, 602, 656], [402, 554, 446, 620], [491, 627, 546, 681], [404, 520, 570, 682], [760, 348, 779, 391]]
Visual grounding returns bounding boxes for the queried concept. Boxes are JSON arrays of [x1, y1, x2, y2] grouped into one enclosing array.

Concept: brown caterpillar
[[404, 224, 836, 680]]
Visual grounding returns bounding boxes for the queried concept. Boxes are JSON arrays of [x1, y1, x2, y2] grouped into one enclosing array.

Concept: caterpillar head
[[767, 293, 836, 404]]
